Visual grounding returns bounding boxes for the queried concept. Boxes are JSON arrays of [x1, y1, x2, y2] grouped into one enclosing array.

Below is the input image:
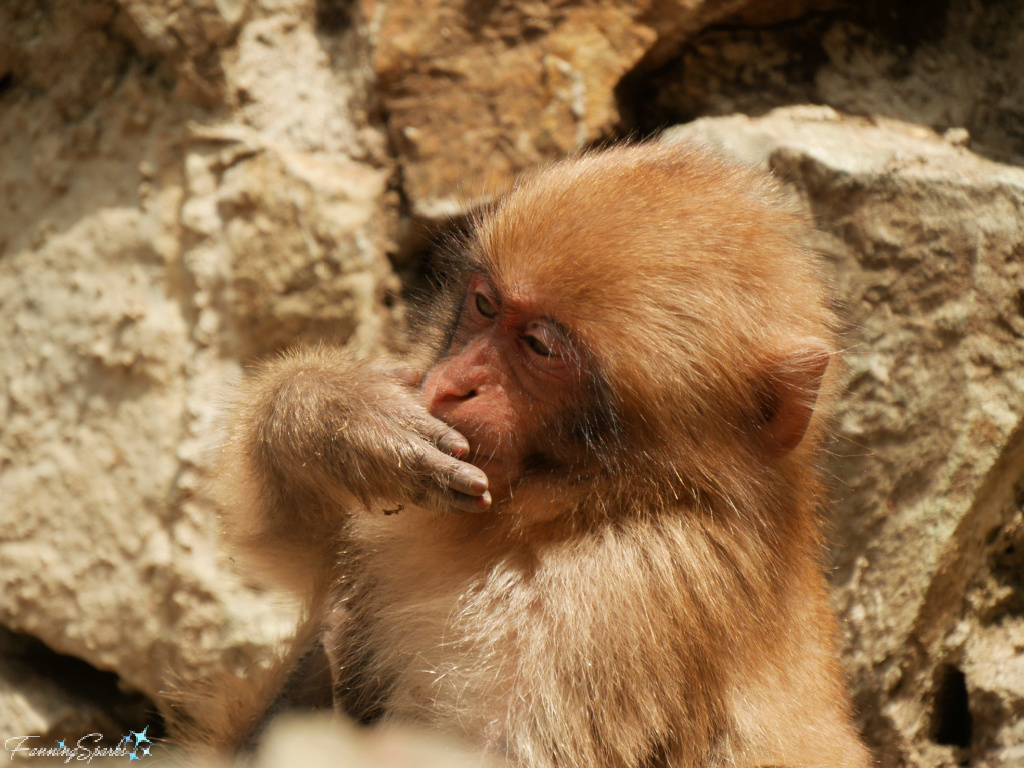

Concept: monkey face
[[420, 273, 587, 497]]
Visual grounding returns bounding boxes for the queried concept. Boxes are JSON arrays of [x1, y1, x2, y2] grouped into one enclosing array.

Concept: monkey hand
[[241, 351, 492, 517], [369, 364, 493, 514]]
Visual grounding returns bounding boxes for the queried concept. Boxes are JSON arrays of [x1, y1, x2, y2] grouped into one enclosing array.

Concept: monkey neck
[[344, 460, 820, 582]]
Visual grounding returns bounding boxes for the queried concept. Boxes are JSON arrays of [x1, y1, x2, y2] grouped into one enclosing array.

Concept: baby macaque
[[200, 141, 870, 768]]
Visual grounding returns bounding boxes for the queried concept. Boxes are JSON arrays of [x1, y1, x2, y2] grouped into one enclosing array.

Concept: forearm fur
[[215, 346, 419, 595]]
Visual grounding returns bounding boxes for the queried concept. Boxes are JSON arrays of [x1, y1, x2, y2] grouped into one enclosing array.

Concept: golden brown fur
[[188, 141, 870, 767]]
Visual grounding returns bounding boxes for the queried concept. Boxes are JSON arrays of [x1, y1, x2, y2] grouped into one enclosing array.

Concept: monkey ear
[[755, 339, 832, 461]]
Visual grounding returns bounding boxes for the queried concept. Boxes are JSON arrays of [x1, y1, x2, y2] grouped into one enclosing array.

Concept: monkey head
[[422, 141, 838, 516]]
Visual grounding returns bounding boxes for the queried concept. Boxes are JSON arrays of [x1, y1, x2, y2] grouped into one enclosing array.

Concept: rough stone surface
[[364, 0, 802, 220], [668, 106, 1024, 768], [249, 715, 506, 768], [0, 626, 152, 740], [639, 0, 1024, 166], [0, 0, 397, 734], [363, 0, 655, 219]]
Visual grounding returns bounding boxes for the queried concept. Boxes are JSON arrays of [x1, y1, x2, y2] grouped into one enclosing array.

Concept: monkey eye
[[475, 291, 499, 319], [522, 322, 563, 359], [525, 335, 554, 357]]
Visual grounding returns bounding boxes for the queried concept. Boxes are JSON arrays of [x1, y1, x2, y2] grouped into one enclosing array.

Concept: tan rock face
[[364, 0, 807, 220], [363, 0, 656, 219], [181, 129, 398, 359], [0, 0, 397, 736], [668, 106, 1024, 768]]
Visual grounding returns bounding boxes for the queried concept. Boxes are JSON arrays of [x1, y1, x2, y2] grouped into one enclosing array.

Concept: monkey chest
[[354, 579, 515, 748], [349, 517, 520, 744]]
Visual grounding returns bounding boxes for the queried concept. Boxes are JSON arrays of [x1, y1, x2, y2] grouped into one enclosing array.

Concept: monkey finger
[[411, 443, 489, 497], [446, 464, 490, 497], [414, 412, 472, 459], [415, 487, 492, 515], [439, 457, 490, 497], [450, 490, 493, 514], [436, 429, 471, 459]]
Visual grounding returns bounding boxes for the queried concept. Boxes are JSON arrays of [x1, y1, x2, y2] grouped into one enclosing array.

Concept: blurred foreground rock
[[246, 714, 504, 768], [5, 713, 503, 767]]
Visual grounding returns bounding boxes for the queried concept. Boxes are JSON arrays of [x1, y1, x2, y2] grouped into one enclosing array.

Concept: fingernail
[[477, 491, 492, 510], [470, 475, 487, 494]]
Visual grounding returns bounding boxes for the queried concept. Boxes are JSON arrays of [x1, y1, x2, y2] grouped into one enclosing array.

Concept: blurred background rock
[[1, 1, 1022, 765]]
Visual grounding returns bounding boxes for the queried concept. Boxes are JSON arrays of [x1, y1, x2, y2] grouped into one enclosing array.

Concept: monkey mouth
[[468, 452, 503, 470]]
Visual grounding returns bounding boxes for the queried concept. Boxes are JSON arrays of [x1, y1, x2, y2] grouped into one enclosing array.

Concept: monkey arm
[[214, 345, 490, 595], [236, 596, 355, 751]]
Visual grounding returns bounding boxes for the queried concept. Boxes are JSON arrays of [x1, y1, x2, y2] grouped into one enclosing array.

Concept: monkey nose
[[422, 370, 478, 415], [428, 384, 479, 414]]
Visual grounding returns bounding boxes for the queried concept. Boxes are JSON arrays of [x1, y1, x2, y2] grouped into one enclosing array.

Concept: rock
[[0, 627, 152, 740], [0, 0, 398, 730], [116, 0, 245, 105], [250, 714, 505, 768], [0, 0, 133, 122], [639, 0, 1024, 166], [151, 713, 506, 767], [363, 0, 655, 220], [666, 106, 1024, 767], [635, 0, 833, 71], [365, 0, 827, 221], [181, 125, 399, 359]]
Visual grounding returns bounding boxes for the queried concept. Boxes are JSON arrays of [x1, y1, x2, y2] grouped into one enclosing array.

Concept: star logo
[[130, 726, 152, 746]]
